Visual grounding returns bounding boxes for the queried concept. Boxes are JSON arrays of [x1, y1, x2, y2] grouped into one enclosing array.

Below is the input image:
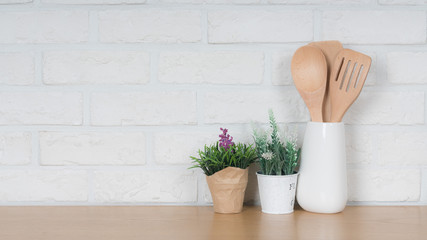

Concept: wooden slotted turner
[[329, 49, 372, 122], [309, 41, 343, 122]]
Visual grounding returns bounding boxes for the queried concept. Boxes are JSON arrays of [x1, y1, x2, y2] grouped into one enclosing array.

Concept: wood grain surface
[[0, 206, 425, 240]]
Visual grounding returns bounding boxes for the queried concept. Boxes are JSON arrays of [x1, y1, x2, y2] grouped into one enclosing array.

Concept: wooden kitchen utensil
[[329, 49, 372, 122], [291, 45, 327, 122], [309, 41, 343, 122]]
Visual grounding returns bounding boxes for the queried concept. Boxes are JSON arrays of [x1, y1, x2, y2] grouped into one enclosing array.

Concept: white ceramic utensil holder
[[256, 172, 299, 214], [296, 122, 347, 214]]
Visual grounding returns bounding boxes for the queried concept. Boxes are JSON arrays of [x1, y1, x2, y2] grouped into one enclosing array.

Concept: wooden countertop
[[0, 206, 426, 240]]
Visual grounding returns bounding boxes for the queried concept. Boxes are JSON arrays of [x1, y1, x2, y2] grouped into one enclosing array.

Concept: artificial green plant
[[190, 128, 257, 176], [253, 110, 301, 175]]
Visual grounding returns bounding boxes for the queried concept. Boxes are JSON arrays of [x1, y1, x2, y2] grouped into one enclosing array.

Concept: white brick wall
[[0, 11, 88, 43], [94, 170, 197, 203], [322, 11, 426, 44], [0, 0, 32, 3], [208, 10, 313, 43], [43, 51, 150, 85], [344, 91, 424, 125], [98, 10, 201, 43], [0, 1, 425, 206], [379, 131, 427, 166], [158, 51, 264, 84], [160, 0, 259, 3], [0, 53, 34, 85], [40, 132, 146, 165], [0, 132, 32, 165], [388, 52, 427, 84], [91, 91, 197, 126], [272, 52, 294, 86], [0, 170, 88, 202], [0, 92, 83, 125], [270, 0, 371, 3], [204, 91, 309, 123], [154, 132, 217, 165], [345, 128, 373, 165], [379, 0, 427, 4], [348, 169, 421, 202], [42, 0, 146, 3]]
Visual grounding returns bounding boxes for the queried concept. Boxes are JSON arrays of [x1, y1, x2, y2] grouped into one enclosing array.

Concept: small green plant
[[190, 128, 257, 176], [253, 110, 301, 175]]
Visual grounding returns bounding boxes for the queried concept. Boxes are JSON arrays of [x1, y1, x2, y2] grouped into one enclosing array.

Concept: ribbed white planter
[[256, 172, 299, 214], [296, 122, 347, 214]]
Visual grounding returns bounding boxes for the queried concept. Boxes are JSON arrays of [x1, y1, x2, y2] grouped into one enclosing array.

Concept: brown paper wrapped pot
[[206, 167, 249, 214]]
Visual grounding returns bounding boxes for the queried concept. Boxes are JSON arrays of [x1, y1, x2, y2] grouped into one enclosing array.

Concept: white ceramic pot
[[296, 122, 347, 214], [256, 172, 299, 214]]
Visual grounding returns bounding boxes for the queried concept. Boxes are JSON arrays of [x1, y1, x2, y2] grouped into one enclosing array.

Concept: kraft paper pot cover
[[206, 167, 249, 214]]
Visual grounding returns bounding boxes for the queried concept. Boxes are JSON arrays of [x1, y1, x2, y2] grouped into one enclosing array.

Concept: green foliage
[[189, 143, 257, 176], [253, 110, 301, 175]]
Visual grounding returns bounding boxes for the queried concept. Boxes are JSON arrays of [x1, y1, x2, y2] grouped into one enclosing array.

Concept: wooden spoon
[[291, 45, 327, 122], [329, 49, 372, 122], [308, 41, 343, 122]]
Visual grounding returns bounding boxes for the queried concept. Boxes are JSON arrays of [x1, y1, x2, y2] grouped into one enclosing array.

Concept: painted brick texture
[[42, 0, 146, 3], [0, 132, 32, 165], [158, 51, 264, 84], [0, 1, 425, 206], [94, 170, 197, 203], [322, 11, 426, 44], [91, 91, 197, 126], [0, 53, 34, 85], [348, 169, 421, 202], [40, 132, 146, 165], [0, 170, 88, 202], [98, 10, 201, 43], [208, 10, 313, 43], [388, 52, 427, 84], [0, 92, 83, 125], [0, 11, 88, 43], [204, 90, 309, 123], [43, 51, 150, 85]]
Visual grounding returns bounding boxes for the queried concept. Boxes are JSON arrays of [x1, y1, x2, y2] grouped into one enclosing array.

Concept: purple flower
[[219, 128, 234, 150]]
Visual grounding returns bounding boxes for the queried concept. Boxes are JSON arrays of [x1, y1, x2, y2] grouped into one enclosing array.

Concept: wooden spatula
[[329, 49, 372, 122], [309, 41, 343, 122]]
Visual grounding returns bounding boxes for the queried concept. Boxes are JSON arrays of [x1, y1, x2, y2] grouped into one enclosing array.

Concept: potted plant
[[190, 128, 257, 214], [253, 110, 301, 214]]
